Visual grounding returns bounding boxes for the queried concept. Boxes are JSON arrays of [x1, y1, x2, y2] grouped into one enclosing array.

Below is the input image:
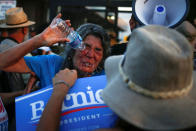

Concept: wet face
[[73, 35, 103, 75]]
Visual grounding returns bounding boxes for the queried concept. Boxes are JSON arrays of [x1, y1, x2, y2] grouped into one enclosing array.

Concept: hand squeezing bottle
[[50, 18, 85, 50]]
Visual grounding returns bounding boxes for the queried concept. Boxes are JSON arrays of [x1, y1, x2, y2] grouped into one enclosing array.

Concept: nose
[[80, 48, 94, 58], [86, 49, 94, 58]]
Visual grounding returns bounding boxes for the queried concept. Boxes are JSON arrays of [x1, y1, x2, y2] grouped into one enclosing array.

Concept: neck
[[9, 33, 23, 43], [77, 70, 91, 78], [8, 28, 24, 43]]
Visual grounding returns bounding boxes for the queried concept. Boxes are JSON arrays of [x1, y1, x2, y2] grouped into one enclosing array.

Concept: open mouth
[[82, 62, 93, 68]]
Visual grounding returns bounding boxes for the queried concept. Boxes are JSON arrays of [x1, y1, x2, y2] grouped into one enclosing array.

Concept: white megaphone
[[132, 0, 190, 28]]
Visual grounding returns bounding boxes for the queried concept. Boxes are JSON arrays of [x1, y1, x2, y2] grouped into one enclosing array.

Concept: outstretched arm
[[36, 68, 77, 131], [0, 13, 70, 73]]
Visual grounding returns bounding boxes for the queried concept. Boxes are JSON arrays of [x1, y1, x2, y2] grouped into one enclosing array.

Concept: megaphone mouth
[[152, 5, 167, 25], [132, 0, 190, 28], [156, 5, 165, 13]]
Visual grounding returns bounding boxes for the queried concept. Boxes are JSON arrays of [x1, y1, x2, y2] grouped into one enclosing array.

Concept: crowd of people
[[0, 6, 196, 131]]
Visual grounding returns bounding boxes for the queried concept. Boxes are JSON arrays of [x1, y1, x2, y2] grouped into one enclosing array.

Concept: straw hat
[[0, 7, 35, 28], [102, 25, 196, 130]]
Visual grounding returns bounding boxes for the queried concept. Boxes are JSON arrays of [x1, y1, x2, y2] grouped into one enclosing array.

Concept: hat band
[[6, 20, 28, 25], [119, 56, 193, 99]]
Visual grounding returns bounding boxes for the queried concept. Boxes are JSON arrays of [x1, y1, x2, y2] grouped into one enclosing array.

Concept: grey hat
[[102, 25, 196, 130]]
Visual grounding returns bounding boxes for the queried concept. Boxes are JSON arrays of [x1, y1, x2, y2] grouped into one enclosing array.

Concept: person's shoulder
[[0, 38, 17, 52], [25, 54, 61, 59], [47, 54, 63, 61], [25, 55, 62, 64]]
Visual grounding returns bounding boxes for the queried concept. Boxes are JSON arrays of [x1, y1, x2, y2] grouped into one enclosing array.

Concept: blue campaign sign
[[15, 75, 117, 131]]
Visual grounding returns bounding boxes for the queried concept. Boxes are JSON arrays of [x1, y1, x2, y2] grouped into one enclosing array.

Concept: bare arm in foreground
[[36, 68, 77, 131], [0, 13, 70, 73]]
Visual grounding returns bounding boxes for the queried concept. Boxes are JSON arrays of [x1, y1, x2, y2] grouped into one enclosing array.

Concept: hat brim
[[0, 20, 35, 28], [102, 55, 196, 130]]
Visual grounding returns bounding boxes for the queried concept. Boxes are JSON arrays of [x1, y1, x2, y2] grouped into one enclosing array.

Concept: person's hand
[[23, 73, 39, 94], [38, 13, 71, 47], [52, 68, 77, 95]]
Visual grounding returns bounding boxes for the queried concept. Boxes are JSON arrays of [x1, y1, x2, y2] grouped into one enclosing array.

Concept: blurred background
[[0, 0, 196, 46]]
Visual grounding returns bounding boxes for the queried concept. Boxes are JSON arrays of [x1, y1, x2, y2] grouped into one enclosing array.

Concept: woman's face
[[73, 34, 103, 74]]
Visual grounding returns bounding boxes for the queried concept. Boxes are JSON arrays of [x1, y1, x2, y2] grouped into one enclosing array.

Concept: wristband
[[54, 80, 70, 88]]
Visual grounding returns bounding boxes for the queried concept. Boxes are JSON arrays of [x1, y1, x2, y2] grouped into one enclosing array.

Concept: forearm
[[37, 69, 77, 131], [0, 16, 70, 70], [37, 84, 69, 131], [0, 91, 24, 106], [0, 35, 43, 69]]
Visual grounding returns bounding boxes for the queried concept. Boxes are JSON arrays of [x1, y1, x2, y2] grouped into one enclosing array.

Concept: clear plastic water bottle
[[50, 18, 85, 50]]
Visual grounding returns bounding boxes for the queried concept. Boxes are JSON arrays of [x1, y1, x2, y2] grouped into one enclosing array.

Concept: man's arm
[[36, 68, 77, 131], [0, 13, 70, 73]]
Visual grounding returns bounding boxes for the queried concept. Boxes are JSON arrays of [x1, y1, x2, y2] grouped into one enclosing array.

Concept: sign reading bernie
[[15, 75, 117, 131]]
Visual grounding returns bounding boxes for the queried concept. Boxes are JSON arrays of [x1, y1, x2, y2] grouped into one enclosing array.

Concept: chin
[[78, 68, 94, 74]]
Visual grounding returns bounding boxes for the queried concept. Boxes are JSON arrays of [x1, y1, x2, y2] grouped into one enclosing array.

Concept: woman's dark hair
[[61, 23, 110, 75]]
